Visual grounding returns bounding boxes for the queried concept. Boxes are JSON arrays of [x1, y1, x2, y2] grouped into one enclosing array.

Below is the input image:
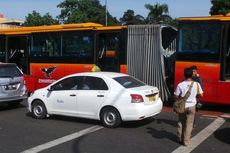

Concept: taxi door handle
[[97, 95, 104, 97], [70, 94, 76, 97]]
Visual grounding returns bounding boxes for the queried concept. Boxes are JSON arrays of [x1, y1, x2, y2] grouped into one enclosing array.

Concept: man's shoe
[[184, 141, 190, 146]]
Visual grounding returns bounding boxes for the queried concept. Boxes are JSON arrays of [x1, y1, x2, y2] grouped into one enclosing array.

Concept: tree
[[120, 9, 145, 25], [23, 11, 59, 26], [210, 0, 230, 15], [57, 0, 119, 25], [145, 3, 172, 24]]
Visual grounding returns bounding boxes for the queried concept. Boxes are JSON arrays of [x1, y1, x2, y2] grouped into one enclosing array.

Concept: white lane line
[[21, 125, 103, 153], [172, 117, 225, 153]]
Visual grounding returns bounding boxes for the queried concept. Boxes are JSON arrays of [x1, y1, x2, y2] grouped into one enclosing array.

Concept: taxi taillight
[[130, 94, 144, 103]]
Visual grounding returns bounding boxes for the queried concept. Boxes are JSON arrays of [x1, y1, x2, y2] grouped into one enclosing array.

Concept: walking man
[[174, 67, 203, 146]]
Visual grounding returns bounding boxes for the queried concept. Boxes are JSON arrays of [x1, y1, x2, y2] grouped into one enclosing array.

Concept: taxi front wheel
[[32, 100, 47, 119]]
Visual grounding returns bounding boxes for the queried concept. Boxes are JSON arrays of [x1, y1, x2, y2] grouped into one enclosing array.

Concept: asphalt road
[[0, 101, 229, 153]]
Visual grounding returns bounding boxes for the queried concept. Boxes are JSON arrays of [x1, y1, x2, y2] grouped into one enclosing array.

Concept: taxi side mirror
[[47, 85, 54, 91]]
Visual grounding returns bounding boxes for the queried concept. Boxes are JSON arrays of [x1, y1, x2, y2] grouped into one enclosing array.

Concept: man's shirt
[[174, 80, 203, 108]]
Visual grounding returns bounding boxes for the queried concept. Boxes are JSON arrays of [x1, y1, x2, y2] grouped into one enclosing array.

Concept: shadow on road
[[214, 119, 230, 144], [146, 127, 178, 143], [154, 118, 177, 127], [121, 117, 156, 128], [0, 103, 25, 111], [26, 113, 102, 126], [145, 117, 178, 143]]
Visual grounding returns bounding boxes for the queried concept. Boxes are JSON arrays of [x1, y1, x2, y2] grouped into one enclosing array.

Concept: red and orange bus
[[0, 23, 177, 100], [175, 15, 230, 104]]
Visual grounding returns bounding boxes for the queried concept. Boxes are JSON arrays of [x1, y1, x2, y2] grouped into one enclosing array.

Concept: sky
[[0, 0, 212, 21]]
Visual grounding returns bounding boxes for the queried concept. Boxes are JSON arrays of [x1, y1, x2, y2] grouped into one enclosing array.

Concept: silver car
[[0, 63, 27, 107]]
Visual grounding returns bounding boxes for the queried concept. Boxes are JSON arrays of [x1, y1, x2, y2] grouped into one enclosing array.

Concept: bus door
[[96, 32, 121, 72], [226, 26, 230, 80], [226, 47, 230, 80], [6, 35, 29, 74], [217, 23, 230, 104], [218, 48, 230, 104]]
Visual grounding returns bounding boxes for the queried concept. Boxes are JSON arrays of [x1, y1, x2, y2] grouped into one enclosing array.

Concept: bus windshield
[[177, 22, 221, 62]]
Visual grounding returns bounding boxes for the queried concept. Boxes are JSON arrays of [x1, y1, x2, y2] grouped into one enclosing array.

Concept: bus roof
[[178, 14, 230, 22], [0, 22, 127, 35]]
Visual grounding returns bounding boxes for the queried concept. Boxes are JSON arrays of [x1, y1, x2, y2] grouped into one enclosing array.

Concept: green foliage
[[167, 18, 178, 27], [210, 0, 230, 15], [119, 3, 176, 26], [57, 0, 119, 25], [145, 3, 173, 24], [23, 11, 59, 26], [22, 1, 177, 27], [120, 9, 145, 25]]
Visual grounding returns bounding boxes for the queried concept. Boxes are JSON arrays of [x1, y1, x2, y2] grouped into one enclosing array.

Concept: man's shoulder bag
[[173, 81, 194, 113]]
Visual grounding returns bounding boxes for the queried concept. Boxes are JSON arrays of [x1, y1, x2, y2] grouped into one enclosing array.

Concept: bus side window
[[97, 33, 120, 72], [61, 31, 94, 62], [31, 33, 61, 58]]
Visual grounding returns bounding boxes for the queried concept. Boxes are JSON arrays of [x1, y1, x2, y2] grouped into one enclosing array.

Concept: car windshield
[[113, 76, 145, 88], [0, 65, 22, 77]]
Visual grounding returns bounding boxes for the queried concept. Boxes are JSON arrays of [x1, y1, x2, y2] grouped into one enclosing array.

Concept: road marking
[[21, 125, 103, 153], [172, 117, 225, 153]]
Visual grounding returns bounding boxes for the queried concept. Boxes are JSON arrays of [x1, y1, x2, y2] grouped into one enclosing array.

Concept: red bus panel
[[24, 63, 94, 92], [217, 81, 230, 104], [174, 61, 230, 104], [24, 63, 128, 93]]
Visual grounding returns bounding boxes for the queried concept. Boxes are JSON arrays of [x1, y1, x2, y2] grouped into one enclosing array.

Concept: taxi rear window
[[113, 76, 145, 88]]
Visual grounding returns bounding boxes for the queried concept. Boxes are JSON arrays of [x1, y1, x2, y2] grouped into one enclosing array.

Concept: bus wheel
[[100, 107, 121, 128], [32, 100, 47, 119]]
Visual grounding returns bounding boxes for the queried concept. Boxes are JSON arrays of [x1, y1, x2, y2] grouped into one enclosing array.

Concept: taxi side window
[[79, 76, 108, 90], [52, 76, 83, 90]]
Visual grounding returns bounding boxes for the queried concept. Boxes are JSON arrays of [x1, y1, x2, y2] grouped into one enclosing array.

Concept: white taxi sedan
[[28, 72, 162, 128]]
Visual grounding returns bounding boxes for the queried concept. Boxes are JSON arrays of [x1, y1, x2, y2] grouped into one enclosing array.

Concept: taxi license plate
[[148, 96, 156, 102]]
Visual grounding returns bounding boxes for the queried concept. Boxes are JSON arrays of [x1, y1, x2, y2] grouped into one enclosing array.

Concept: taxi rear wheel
[[32, 100, 47, 119], [100, 107, 121, 128]]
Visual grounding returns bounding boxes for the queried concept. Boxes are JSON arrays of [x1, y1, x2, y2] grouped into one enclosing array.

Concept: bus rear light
[[130, 94, 144, 103]]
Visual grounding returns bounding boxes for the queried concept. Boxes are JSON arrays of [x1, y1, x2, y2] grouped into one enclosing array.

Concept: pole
[[105, 0, 107, 26]]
